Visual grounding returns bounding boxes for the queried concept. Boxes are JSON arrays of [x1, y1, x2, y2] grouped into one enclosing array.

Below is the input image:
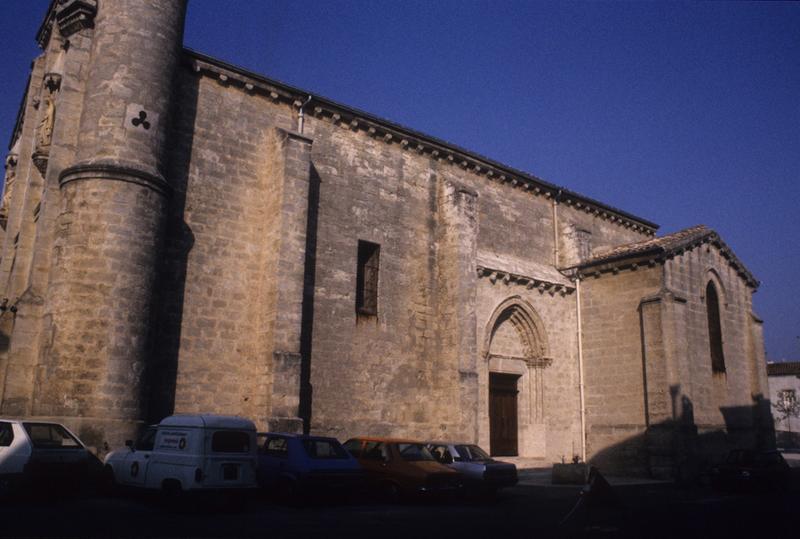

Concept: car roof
[[159, 414, 256, 430], [427, 441, 473, 447], [347, 436, 428, 444], [257, 432, 340, 442], [0, 418, 68, 427]]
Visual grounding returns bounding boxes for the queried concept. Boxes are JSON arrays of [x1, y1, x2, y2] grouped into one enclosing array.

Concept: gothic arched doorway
[[483, 297, 551, 457]]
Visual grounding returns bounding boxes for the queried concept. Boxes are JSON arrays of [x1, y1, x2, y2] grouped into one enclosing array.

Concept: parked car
[[103, 414, 258, 496], [257, 433, 363, 500], [0, 419, 99, 496], [427, 442, 518, 492], [710, 449, 792, 492], [343, 437, 462, 499]]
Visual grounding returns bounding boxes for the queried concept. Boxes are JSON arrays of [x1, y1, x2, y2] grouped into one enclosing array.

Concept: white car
[[103, 414, 258, 495], [0, 419, 95, 495]]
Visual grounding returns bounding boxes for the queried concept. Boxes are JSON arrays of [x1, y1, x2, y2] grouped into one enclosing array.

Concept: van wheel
[[161, 479, 183, 510]]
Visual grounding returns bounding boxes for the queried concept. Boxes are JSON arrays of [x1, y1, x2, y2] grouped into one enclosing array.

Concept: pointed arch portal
[[483, 297, 552, 456]]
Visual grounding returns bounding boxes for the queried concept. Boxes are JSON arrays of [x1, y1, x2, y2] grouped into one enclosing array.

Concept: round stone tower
[[34, 0, 188, 449]]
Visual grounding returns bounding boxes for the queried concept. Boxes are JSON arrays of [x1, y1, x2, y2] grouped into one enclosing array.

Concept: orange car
[[342, 437, 462, 498]]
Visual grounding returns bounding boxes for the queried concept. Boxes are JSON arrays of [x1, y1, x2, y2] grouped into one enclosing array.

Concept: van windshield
[[211, 431, 250, 453]]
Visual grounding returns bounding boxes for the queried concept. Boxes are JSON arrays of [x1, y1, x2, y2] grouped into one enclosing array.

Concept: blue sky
[[1, 1, 798, 360]]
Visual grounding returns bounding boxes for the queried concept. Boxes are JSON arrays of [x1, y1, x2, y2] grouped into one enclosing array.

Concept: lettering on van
[[158, 430, 189, 451]]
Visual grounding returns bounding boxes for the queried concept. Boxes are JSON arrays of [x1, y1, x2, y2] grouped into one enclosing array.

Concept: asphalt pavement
[[0, 472, 796, 539]]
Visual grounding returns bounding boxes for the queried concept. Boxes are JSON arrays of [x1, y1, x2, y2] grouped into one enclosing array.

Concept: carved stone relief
[[0, 152, 19, 227], [32, 96, 55, 176]]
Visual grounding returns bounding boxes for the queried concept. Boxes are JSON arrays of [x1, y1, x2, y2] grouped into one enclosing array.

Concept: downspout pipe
[[553, 189, 562, 267], [297, 95, 313, 134], [576, 275, 587, 462]]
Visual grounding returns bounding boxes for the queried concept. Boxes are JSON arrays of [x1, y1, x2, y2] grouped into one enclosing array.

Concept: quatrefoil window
[[131, 110, 151, 130]]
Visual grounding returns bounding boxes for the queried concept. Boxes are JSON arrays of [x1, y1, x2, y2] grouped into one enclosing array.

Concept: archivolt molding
[[484, 296, 552, 424], [482, 296, 550, 363]]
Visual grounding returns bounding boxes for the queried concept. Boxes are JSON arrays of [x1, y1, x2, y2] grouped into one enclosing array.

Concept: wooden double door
[[489, 372, 520, 456]]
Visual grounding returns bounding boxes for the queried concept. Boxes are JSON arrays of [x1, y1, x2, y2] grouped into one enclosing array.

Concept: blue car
[[256, 433, 364, 499]]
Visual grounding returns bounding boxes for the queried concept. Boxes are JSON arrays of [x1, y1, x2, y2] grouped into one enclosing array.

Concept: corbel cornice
[[36, 0, 97, 49], [183, 49, 659, 237], [476, 265, 574, 296]]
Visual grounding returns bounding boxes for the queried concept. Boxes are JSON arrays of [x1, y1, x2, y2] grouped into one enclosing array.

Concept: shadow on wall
[[144, 70, 199, 424], [589, 385, 775, 481], [299, 164, 321, 434]]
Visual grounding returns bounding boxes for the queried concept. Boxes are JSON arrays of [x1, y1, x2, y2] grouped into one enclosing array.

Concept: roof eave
[[183, 48, 659, 233]]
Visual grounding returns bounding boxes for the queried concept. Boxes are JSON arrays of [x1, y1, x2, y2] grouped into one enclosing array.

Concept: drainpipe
[[576, 275, 587, 462], [552, 189, 562, 267], [297, 95, 312, 134]]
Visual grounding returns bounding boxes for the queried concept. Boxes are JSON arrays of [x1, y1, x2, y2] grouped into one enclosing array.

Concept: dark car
[[710, 449, 792, 492], [257, 433, 363, 500], [343, 437, 462, 499], [427, 442, 517, 493]]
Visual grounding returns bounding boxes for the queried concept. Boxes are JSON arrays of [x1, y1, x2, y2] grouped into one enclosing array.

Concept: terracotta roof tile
[[582, 225, 712, 266], [573, 225, 759, 288]]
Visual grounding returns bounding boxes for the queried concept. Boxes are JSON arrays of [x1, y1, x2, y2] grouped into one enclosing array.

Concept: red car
[[343, 437, 462, 499]]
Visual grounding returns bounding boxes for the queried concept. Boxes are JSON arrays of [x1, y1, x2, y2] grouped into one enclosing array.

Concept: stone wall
[[150, 73, 295, 427], [579, 241, 770, 477], [664, 244, 771, 455], [0, 2, 694, 462], [0, 23, 97, 440], [580, 266, 662, 475], [558, 203, 649, 267]]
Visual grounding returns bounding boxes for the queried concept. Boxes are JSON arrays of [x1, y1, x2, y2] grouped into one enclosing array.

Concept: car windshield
[[455, 444, 491, 462], [23, 423, 82, 449], [302, 439, 349, 459], [397, 443, 434, 462]]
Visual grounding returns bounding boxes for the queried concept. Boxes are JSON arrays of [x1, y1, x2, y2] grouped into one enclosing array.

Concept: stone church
[[0, 0, 773, 477]]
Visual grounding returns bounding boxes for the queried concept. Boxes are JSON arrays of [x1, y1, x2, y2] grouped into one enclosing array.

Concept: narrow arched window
[[706, 281, 725, 373]]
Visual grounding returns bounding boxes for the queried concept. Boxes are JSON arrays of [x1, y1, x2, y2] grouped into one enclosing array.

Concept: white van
[[103, 414, 257, 494]]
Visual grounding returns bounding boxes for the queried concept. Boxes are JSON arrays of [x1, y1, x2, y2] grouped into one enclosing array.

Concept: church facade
[[0, 0, 772, 477]]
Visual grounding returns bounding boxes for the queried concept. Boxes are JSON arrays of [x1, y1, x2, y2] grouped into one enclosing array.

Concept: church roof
[[182, 49, 660, 235], [574, 225, 759, 288], [767, 361, 800, 377]]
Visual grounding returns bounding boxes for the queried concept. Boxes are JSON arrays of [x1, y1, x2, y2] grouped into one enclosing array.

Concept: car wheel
[[101, 466, 117, 497], [0, 476, 15, 499], [278, 478, 300, 506], [380, 481, 401, 503]]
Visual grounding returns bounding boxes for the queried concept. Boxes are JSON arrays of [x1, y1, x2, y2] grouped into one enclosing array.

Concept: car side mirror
[[125, 439, 134, 449]]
